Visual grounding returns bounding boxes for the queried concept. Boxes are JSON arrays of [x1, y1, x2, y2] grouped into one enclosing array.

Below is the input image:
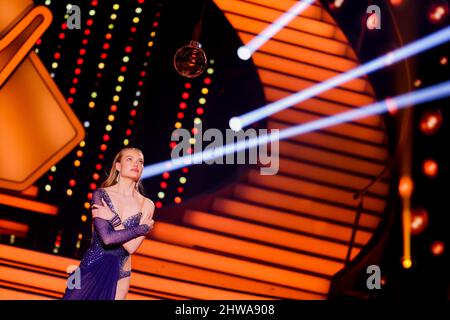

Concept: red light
[[48, 175, 54, 181], [61, 23, 67, 30], [125, 46, 133, 53], [72, 78, 79, 84], [177, 187, 184, 193], [90, 183, 97, 190], [84, 29, 91, 36], [126, 129, 132, 136], [103, 134, 110, 142], [69, 179, 76, 187], [160, 182, 167, 188], [36, 38, 42, 45], [131, 27, 137, 33], [169, 142, 177, 149], [130, 110, 137, 117], [69, 87, 76, 94], [410, 208, 429, 235], [77, 58, 84, 65], [100, 53, 107, 59], [105, 33, 112, 40], [129, 120, 135, 126], [140, 71, 146, 77], [204, 78, 211, 85], [74, 68, 81, 75], [182, 167, 189, 173], [67, 97, 74, 104], [103, 43, 110, 50], [185, 83, 192, 89], [96, 73, 102, 78], [100, 144, 107, 151], [99, 154, 105, 160], [96, 164, 102, 170], [138, 81, 143, 87], [155, 201, 162, 208], [174, 196, 181, 204], [399, 176, 413, 197], [146, 51, 151, 57], [82, 39, 88, 45], [163, 172, 170, 179], [179, 102, 187, 109], [191, 128, 198, 134], [120, 66, 127, 72], [181, 92, 189, 99], [419, 110, 442, 135], [111, 105, 118, 112], [156, 12, 160, 18], [390, 0, 403, 5], [431, 241, 445, 256], [87, 19, 93, 26], [58, 33, 65, 40], [54, 52, 61, 59], [196, 107, 204, 115], [187, 148, 193, 154], [91, 0, 98, 6], [93, 173, 100, 180], [177, 112, 184, 119], [153, 22, 158, 27], [423, 159, 438, 177], [79, 48, 86, 55]]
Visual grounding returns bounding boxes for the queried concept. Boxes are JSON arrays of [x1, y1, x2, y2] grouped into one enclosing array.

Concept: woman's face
[[116, 150, 144, 181]]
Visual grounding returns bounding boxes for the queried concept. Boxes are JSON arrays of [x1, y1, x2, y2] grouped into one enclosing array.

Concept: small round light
[[81, 215, 87, 222], [67, 189, 73, 196], [45, 184, 51, 191], [51, 166, 57, 172], [158, 192, 165, 199], [402, 258, 412, 269], [419, 110, 442, 135], [179, 177, 187, 184], [398, 176, 413, 197], [229, 117, 242, 131], [237, 46, 251, 60], [423, 159, 438, 177], [431, 240, 445, 256]]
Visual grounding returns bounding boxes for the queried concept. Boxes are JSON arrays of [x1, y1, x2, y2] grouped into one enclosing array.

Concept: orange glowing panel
[[0, 219, 29, 237], [0, 193, 58, 215], [0, 0, 85, 191], [20, 185, 39, 197]]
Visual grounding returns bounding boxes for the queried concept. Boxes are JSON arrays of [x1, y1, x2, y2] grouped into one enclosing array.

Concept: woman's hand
[[91, 198, 116, 220]]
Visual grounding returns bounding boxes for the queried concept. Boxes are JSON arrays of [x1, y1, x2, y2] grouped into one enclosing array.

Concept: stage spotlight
[[229, 117, 243, 132], [237, 0, 316, 60], [410, 208, 429, 235], [431, 241, 445, 256], [402, 258, 412, 269], [423, 159, 439, 177], [231, 26, 450, 130], [419, 109, 443, 135]]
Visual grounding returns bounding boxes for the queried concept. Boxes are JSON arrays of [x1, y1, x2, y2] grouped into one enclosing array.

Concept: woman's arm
[[118, 198, 155, 254]]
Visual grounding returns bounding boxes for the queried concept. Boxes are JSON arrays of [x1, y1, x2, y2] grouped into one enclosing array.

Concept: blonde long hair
[[101, 147, 145, 195]]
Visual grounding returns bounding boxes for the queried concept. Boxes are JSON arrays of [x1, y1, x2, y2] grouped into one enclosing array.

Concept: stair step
[[233, 184, 381, 229], [253, 52, 370, 93], [278, 140, 386, 177], [138, 237, 330, 295], [216, 0, 347, 42], [183, 210, 360, 262], [133, 253, 325, 299], [265, 87, 380, 128], [212, 197, 374, 246], [246, 169, 386, 214], [272, 125, 388, 163], [226, 14, 352, 59], [276, 157, 389, 197]]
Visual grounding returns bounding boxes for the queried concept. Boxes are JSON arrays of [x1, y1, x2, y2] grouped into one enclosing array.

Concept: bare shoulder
[[138, 194, 155, 217]]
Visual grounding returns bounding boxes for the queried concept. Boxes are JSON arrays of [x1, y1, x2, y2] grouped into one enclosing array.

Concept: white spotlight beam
[[230, 26, 450, 131], [237, 0, 316, 60], [142, 80, 450, 179]]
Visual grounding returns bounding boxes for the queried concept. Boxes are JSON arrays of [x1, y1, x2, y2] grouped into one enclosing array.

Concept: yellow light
[[108, 115, 115, 122], [89, 101, 95, 108], [179, 177, 187, 184], [51, 166, 57, 172], [123, 139, 129, 146], [148, 41, 154, 47], [115, 85, 122, 92], [207, 68, 214, 74], [194, 117, 202, 124], [402, 258, 412, 269], [67, 189, 73, 196], [98, 62, 105, 69], [199, 98, 206, 105], [150, 31, 156, 37], [113, 4, 120, 10], [189, 138, 196, 144], [118, 75, 125, 82], [110, 14, 117, 20], [210, 59, 215, 65], [45, 185, 51, 191], [51, 62, 58, 69], [113, 95, 120, 102], [123, 56, 130, 63], [79, 141, 85, 147], [81, 215, 87, 222], [91, 92, 97, 99], [108, 24, 114, 29], [158, 192, 165, 199], [136, 7, 142, 14], [89, 10, 96, 16], [175, 122, 182, 129], [74, 160, 81, 167], [106, 124, 112, 131], [133, 17, 140, 23], [84, 202, 90, 209], [201, 88, 209, 95]]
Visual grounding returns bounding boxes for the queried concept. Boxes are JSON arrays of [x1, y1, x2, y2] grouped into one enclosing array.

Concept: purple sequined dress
[[62, 188, 148, 300]]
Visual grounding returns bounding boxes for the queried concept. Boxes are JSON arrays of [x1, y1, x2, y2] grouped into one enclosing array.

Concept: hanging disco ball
[[174, 40, 207, 78]]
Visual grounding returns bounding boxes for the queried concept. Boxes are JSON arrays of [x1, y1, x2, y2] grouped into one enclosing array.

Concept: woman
[[63, 147, 155, 300]]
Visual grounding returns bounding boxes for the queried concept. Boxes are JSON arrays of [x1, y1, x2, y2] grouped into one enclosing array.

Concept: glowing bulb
[[229, 117, 242, 131], [237, 46, 251, 60]]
